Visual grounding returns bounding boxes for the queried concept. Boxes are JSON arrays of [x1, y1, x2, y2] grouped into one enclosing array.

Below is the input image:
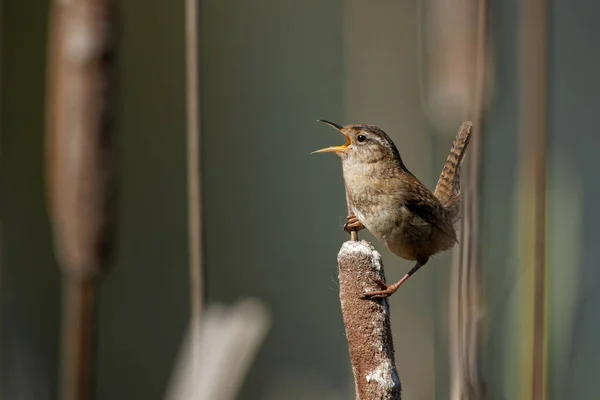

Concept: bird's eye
[[357, 134, 367, 143]]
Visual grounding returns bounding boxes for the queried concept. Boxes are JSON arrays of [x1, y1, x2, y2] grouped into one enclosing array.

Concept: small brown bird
[[313, 120, 472, 299]]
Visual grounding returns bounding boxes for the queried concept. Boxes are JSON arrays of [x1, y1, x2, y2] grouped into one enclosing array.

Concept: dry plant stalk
[[521, 0, 548, 398], [185, 0, 203, 324], [338, 239, 401, 399], [438, 0, 488, 399], [46, 0, 115, 399]]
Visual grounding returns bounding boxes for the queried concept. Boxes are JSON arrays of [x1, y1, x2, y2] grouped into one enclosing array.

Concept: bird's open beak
[[311, 120, 351, 154]]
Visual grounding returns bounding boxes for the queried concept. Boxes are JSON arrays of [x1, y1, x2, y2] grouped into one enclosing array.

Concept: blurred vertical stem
[[45, 0, 115, 399], [519, 0, 548, 398], [185, 0, 203, 322], [185, 0, 204, 387], [447, 0, 488, 398]]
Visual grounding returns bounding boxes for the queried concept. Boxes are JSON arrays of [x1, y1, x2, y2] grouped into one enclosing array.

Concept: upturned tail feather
[[434, 121, 473, 214]]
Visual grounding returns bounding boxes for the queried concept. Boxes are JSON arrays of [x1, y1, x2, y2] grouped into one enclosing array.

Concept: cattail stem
[[60, 279, 95, 400]]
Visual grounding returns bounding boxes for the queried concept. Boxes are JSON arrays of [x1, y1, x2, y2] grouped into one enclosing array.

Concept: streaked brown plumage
[[434, 122, 472, 217], [314, 120, 472, 298]]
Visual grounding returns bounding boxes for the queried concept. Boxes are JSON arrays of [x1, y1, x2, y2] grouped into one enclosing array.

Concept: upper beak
[[311, 120, 351, 154]]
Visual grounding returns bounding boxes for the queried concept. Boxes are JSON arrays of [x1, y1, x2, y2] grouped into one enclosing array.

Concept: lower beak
[[312, 120, 351, 154]]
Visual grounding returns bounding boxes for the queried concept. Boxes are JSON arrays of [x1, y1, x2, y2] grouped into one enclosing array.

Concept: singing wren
[[313, 120, 472, 299]]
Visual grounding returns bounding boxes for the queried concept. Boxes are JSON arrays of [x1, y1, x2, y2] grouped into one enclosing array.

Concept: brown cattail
[[46, 0, 116, 281], [46, 1, 115, 399]]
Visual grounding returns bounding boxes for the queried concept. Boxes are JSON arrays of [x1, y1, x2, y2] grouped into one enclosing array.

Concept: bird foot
[[343, 215, 364, 233], [362, 279, 399, 299]]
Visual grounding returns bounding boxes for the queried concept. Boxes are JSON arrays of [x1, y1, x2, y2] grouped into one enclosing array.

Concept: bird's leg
[[343, 215, 365, 232], [363, 256, 429, 299]]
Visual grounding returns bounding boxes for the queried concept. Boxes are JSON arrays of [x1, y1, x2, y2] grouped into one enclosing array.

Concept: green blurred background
[[2, 0, 600, 399]]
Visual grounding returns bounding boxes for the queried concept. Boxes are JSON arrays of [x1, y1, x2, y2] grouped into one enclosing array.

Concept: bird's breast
[[347, 188, 454, 261], [342, 160, 453, 260]]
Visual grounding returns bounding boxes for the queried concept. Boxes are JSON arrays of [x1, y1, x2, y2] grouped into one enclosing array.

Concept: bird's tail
[[434, 121, 473, 218]]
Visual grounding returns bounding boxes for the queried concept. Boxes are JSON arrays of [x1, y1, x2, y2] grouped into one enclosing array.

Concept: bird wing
[[397, 173, 458, 243]]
